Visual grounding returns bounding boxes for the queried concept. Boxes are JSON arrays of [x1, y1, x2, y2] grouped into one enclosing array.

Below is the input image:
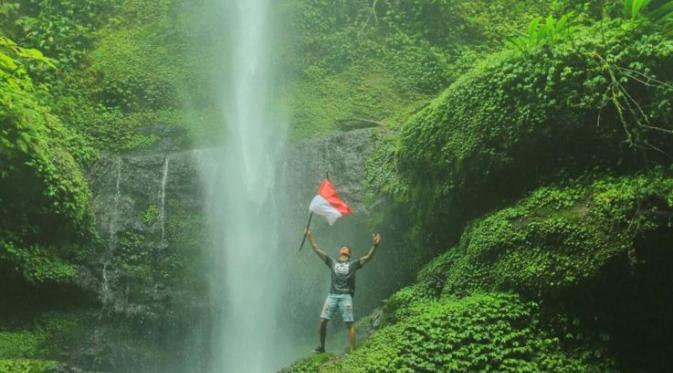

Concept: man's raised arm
[[359, 233, 382, 267], [306, 229, 327, 262]]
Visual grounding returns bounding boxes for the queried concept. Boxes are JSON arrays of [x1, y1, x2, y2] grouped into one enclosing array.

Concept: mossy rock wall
[[288, 170, 673, 372], [286, 18, 673, 372], [368, 24, 673, 247], [85, 150, 211, 372]]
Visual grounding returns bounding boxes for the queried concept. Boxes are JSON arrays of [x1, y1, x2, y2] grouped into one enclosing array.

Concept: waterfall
[[202, 0, 290, 371], [102, 157, 123, 305], [109, 157, 123, 246], [159, 156, 170, 248]]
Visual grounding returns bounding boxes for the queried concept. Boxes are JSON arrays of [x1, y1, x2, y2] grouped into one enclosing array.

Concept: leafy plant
[[142, 205, 159, 225], [621, 0, 673, 36], [0, 241, 77, 284], [624, 0, 653, 19], [507, 14, 575, 53], [0, 359, 57, 373], [14, 0, 120, 67], [1, 34, 95, 286], [293, 293, 614, 373], [367, 21, 673, 247], [623, 0, 673, 21]]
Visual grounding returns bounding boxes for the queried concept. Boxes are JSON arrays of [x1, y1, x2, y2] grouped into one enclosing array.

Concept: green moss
[[33, 314, 81, 359], [416, 171, 673, 298], [286, 63, 415, 141], [0, 359, 57, 373], [0, 314, 80, 360], [0, 331, 40, 358], [1, 35, 96, 287], [283, 352, 335, 373], [164, 203, 210, 290], [0, 241, 77, 284], [142, 204, 159, 226], [312, 293, 612, 373], [279, 0, 554, 141], [300, 171, 672, 372], [114, 229, 152, 278], [367, 22, 673, 244]]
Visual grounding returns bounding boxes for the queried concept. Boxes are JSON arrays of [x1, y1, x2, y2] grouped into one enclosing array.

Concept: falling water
[[202, 0, 289, 371], [101, 157, 123, 305], [159, 156, 169, 247], [109, 157, 123, 247]]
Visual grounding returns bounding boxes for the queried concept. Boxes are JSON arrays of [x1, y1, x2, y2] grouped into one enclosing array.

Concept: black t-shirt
[[324, 256, 362, 295]]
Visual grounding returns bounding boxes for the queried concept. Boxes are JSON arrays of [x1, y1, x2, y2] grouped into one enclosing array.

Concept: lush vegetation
[[2, 0, 673, 371], [367, 15, 673, 247], [291, 293, 614, 373], [287, 1, 673, 372], [0, 31, 95, 287], [287, 170, 673, 372], [277, 0, 553, 139], [1, 1, 213, 370]]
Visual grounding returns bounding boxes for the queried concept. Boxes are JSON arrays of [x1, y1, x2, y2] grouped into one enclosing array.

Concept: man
[[305, 229, 382, 353]]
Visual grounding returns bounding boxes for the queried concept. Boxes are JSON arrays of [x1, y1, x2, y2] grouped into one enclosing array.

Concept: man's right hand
[[305, 228, 312, 237], [372, 232, 382, 246]]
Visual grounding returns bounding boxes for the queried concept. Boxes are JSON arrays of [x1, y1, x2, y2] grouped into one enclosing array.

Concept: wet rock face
[[281, 128, 379, 216], [83, 128, 388, 371], [89, 151, 205, 315], [86, 150, 210, 372]]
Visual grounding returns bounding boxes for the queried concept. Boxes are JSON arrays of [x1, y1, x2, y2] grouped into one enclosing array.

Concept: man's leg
[[315, 295, 336, 352], [319, 318, 328, 350], [339, 295, 356, 352], [347, 322, 356, 353]]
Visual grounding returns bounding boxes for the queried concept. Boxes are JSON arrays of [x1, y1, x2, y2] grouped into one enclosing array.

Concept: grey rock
[[78, 128, 384, 372]]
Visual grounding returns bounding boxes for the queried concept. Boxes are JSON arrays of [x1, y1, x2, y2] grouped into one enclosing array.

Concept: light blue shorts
[[320, 293, 354, 322]]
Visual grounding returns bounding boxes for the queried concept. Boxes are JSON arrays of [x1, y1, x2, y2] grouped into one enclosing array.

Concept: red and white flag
[[309, 179, 352, 225]]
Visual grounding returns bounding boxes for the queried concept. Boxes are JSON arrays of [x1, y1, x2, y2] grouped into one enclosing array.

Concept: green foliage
[[0, 241, 77, 284], [301, 293, 612, 373], [367, 22, 673, 246], [0, 330, 39, 358], [13, 0, 120, 67], [283, 352, 335, 373], [0, 33, 53, 92], [0, 359, 57, 373], [0, 314, 80, 360], [163, 203, 210, 289], [0, 34, 95, 285], [279, 0, 552, 140], [623, 0, 673, 21], [624, 0, 653, 19], [419, 171, 673, 298], [115, 230, 151, 278], [15, 0, 119, 66], [507, 14, 576, 53], [142, 205, 159, 225], [54, 0, 226, 151], [33, 314, 81, 358], [294, 169, 672, 372]]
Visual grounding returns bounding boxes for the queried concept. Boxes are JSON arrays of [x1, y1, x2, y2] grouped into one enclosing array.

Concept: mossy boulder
[[0, 359, 58, 373], [287, 293, 612, 373], [280, 352, 335, 373], [294, 170, 673, 372], [417, 170, 673, 298], [368, 23, 673, 245]]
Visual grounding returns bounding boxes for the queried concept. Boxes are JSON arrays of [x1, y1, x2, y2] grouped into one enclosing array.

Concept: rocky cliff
[[82, 127, 410, 371]]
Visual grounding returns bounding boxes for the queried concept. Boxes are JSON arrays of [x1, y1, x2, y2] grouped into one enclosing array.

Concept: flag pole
[[298, 212, 314, 251], [299, 172, 328, 251]]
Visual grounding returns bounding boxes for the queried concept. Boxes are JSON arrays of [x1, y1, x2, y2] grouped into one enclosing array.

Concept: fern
[[624, 0, 652, 19], [506, 14, 575, 54], [623, 0, 673, 22]]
